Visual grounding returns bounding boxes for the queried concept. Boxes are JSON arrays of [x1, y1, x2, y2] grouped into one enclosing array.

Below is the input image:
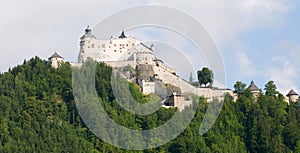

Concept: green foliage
[[0, 57, 299, 152], [234, 81, 247, 95], [264, 80, 280, 97], [197, 67, 214, 87]]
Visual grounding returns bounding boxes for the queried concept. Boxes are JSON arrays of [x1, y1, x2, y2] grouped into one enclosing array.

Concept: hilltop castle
[[78, 26, 156, 68], [48, 26, 298, 109]]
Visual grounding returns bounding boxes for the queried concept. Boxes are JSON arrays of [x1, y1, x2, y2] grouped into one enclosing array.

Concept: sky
[[1, 0, 300, 95]]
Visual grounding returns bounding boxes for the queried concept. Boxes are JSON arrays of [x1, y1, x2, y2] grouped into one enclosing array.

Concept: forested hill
[[0, 56, 300, 152]]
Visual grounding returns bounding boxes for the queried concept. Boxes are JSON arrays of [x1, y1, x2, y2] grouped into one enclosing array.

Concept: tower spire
[[85, 25, 92, 35], [119, 30, 127, 38]]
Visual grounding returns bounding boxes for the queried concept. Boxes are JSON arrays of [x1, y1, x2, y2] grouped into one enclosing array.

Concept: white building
[[78, 26, 155, 66]]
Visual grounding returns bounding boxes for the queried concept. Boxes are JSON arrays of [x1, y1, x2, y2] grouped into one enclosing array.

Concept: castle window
[[91, 44, 95, 48], [114, 44, 116, 46], [88, 46, 90, 48], [126, 44, 128, 47], [102, 44, 105, 48], [103, 50, 106, 52], [109, 46, 111, 48], [114, 50, 116, 52], [120, 51, 122, 53]]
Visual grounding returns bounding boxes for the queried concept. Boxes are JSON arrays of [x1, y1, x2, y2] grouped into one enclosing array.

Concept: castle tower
[[78, 25, 97, 63], [286, 89, 298, 102], [247, 80, 260, 99], [135, 43, 155, 65], [49, 52, 64, 68]]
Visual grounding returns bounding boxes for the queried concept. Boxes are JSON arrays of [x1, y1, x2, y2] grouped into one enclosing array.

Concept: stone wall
[[136, 64, 155, 81], [153, 64, 233, 101], [105, 60, 136, 68], [153, 65, 198, 94]]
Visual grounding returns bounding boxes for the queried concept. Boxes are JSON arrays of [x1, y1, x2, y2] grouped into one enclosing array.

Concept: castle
[[48, 26, 298, 109], [78, 26, 156, 68]]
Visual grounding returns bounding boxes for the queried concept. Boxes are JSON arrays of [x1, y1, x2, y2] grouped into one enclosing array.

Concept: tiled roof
[[248, 80, 260, 91], [49, 52, 63, 59], [286, 89, 298, 96]]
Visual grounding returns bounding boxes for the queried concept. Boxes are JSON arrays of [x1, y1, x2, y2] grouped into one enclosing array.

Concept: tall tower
[[78, 26, 96, 63]]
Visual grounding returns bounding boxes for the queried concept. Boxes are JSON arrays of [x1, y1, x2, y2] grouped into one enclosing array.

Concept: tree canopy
[[0, 57, 299, 152], [234, 81, 247, 94], [197, 67, 214, 87]]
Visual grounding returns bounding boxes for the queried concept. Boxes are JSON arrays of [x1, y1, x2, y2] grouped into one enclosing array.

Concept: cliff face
[[136, 64, 155, 81]]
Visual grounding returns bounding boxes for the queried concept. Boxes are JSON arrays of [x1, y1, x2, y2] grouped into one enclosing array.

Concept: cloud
[[265, 41, 300, 94], [266, 60, 297, 94], [145, 0, 291, 45], [0, 0, 144, 71], [236, 52, 257, 78]]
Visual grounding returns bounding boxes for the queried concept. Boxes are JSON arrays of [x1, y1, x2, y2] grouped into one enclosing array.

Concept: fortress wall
[[153, 65, 233, 101], [153, 65, 199, 95], [196, 88, 213, 98], [70, 62, 82, 68], [212, 89, 233, 97], [105, 61, 136, 68]]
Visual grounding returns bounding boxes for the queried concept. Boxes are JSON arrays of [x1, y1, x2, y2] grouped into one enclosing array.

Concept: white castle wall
[[153, 65, 198, 94], [105, 60, 136, 68], [78, 30, 155, 66], [70, 62, 82, 68], [79, 36, 139, 63], [153, 64, 233, 101], [137, 80, 155, 95]]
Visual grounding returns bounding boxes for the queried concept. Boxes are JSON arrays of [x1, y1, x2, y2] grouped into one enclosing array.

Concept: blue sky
[[0, 0, 299, 95]]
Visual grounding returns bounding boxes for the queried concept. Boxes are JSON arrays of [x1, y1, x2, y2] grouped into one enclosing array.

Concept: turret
[[49, 52, 64, 68], [286, 89, 298, 102], [81, 25, 95, 39], [78, 25, 96, 63], [247, 80, 260, 99]]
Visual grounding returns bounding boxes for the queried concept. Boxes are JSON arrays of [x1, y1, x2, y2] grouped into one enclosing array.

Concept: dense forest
[[0, 56, 300, 152]]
